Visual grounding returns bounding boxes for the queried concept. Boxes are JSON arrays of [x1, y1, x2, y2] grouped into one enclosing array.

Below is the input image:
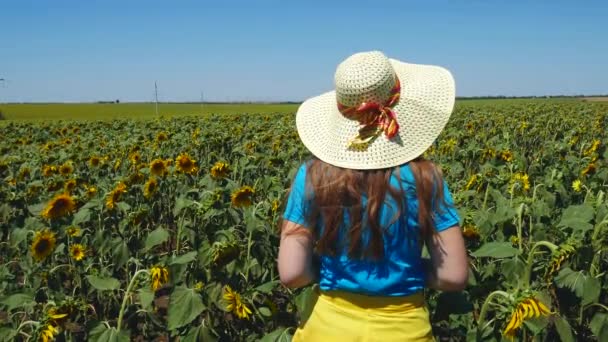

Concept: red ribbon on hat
[[337, 77, 401, 149]]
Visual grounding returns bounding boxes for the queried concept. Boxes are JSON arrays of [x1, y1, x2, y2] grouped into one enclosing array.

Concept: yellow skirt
[[292, 288, 434, 342]]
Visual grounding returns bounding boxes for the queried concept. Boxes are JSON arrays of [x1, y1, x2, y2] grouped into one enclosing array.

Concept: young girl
[[278, 51, 468, 341]]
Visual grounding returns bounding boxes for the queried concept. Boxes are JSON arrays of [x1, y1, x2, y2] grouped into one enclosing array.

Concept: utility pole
[[154, 81, 159, 116]]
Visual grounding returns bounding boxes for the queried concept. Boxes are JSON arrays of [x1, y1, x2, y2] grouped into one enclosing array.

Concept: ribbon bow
[[337, 78, 401, 150]]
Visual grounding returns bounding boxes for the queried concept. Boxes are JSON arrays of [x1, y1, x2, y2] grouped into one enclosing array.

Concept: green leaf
[[144, 226, 169, 251], [582, 276, 601, 306], [72, 208, 91, 225], [88, 323, 130, 342], [167, 286, 206, 331], [554, 268, 597, 304], [0, 292, 35, 311], [9, 228, 28, 248], [182, 324, 218, 342], [138, 288, 155, 311], [590, 313, 608, 341], [86, 275, 121, 291], [259, 327, 293, 342], [471, 242, 520, 258], [255, 280, 279, 294], [258, 307, 273, 317], [111, 239, 130, 269], [558, 204, 595, 233], [554, 315, 575, 342], [170, 251, 197, 265], [27, 203, 44, 216], [0, 327, 17, 342], [295, 285, 318, 324]]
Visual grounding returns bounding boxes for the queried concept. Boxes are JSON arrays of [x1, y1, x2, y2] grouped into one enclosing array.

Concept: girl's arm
[[424, 225, 469, 291], [278, 220, 316, 288]]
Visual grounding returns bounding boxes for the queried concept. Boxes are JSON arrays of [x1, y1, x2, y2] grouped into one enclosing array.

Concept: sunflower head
[[500, 150, 514, 162], [86, 186, 97, 198], [149, 159, 168, 177], [89, 156, 102, 167], [231, 186, 255, 208], [462, 224, 480, 239], [582, 163, 597, 176], [129, 151, 142, 165], [31, 229, 57, 262], [144, 177, 159, 198], [106, 182, 128, 209], [69, 244, 86, 261], [66, 226, 82, 237], [175, 153, 198, 175], [503, 296, 551, 338], [572, 179, 583, 192], [64, 179, 77, 193], [223, 285, 252, 320], [210, 162, 230, 179], [156, 132, 169, 142], [150, 265, 169, 291], [59, 163, 73, 176], [42, 193, 76, 220]]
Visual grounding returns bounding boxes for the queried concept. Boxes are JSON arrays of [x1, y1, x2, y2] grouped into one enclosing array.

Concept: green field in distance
[[0, 98, 590, 122]]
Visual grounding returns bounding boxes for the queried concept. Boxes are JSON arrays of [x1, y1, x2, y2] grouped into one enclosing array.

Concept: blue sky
[[1, 0, 606, 102]]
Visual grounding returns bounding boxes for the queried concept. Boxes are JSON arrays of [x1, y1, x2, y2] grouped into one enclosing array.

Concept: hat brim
[[295, 59, 455, 170]]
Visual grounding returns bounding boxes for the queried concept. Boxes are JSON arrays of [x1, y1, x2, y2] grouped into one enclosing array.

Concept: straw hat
[[295, 51, 455, 170]]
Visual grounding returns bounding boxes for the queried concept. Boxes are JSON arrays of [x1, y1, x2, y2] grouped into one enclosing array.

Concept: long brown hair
[[289, 157, 447, 261]]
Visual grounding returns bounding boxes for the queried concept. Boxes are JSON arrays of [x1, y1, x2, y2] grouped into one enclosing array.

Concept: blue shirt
[[282, 162, 460, 296]]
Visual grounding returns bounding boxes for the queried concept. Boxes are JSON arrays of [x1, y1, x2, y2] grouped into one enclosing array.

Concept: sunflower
[[572, 179, 583, 192], [500, 150, 514, 162], [39, 323, 60, 342], [581, 163, 597, 176], [69, 244, 86, 261], [223, 285, 252, 320], [175, 153, 198, 175], [88, 156, 102, 167], [59, 162, 73, 176], [545, 244, 576, 282], [503, 297, 551, 338], [271, 199, 280, 214], [31, 229, 57, 261], [156, 131, 169, 142], [129, 151, 142, 165], [481, 147, 496, 162], [464, 174, 478, 191], [64, 179, 77, 193], [143, 177, 158, 198], [86, 186, 97, 198], [106, 182, 127, 209], [210, 161, 230, 179], [509, 172, 530, 194], [66, 226, 82, 237], [231, 186, 255, 207], [583, 139, 601, 157], [18, 167, 31, 180], [462, 224, 480, 239], [149, 159, 168, 177], [150, 265, 169, 291], [42, 193, 76, 220]]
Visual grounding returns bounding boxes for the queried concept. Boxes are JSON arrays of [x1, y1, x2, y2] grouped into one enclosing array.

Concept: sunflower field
[[0, 101, 607, 341]]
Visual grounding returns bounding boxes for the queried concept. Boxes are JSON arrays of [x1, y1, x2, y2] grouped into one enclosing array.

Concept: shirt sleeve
[[282, 163, 310, 227], [434, 180, 461, 232]]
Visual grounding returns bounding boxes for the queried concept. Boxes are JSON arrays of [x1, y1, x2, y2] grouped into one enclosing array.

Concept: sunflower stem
[[244, 230, 253, 281], [117, 269, 149, 332], [477, 290, 511, 340], [523, 240, 558, 287]]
